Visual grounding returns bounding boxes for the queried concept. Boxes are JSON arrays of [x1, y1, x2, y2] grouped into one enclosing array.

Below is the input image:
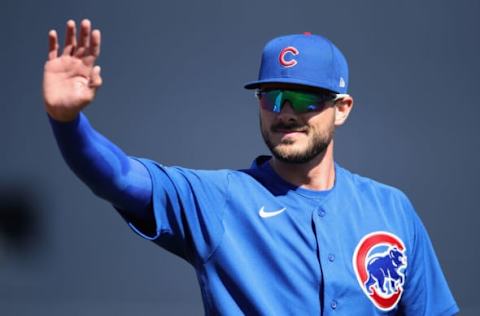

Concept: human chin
[[273, 142, 312, 162], [262, 130, 313, 163], [262, 125, 332, 164]]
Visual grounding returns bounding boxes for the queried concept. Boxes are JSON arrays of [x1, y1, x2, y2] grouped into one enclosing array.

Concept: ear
[[334, 95, 354, 126]]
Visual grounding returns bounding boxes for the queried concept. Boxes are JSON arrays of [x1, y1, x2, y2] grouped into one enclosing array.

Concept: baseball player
[[44, 19, 459, 315]]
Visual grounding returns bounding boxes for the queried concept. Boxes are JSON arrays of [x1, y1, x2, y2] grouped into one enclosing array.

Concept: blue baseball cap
[[244, 33, 349, 94]]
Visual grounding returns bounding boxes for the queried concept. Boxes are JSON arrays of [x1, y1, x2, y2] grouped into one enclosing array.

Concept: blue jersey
[[125, 156, 458, 315]]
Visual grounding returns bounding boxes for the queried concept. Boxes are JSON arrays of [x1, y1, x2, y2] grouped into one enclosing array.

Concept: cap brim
[[244, 77, 340, 94]]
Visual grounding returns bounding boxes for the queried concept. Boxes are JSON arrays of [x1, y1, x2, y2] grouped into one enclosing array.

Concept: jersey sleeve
[[399, 199, 459, 316], [124, 158, 230, 265], [49, 113, 153, 216]]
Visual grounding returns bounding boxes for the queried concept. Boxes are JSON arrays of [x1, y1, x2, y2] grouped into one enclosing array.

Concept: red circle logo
[[279, 46, 299, 68], [352, 231, 407, 311]]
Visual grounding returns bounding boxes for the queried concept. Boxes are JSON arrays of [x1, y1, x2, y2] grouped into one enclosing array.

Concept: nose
[[276, 101, 297, 122]]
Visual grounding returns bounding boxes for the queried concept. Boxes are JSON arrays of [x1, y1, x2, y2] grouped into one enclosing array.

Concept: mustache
[[271, 122, 308, 133]]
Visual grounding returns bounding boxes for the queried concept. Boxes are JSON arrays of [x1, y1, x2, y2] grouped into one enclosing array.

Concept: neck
[[269, 141, 335, 191]]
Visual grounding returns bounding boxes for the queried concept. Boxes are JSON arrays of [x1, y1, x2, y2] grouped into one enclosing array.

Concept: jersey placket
[[312, 203, 343, 315]]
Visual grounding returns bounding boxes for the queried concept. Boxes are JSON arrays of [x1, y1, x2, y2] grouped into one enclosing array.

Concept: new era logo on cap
[[244, 33, 349, 94]]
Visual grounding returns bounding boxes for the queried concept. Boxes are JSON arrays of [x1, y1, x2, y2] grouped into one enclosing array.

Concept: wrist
[[45, 107, 80, 123], [47, 111, 83, 129]]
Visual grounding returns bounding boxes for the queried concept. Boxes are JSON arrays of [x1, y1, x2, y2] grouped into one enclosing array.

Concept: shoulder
[[137, 158, 233, 178], [133, 158, 237, 195], [337, 164, 414, 211]]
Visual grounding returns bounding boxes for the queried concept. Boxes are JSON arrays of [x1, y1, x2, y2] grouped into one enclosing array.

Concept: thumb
[[89, 65, 103, 88]]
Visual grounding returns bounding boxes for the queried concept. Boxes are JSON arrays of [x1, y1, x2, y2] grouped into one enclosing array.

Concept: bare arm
[[44, 20, 154, 228]]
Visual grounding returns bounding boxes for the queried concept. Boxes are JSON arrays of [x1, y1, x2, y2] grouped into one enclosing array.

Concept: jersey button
[[328, 253, 335, 262], [331, 300, 337, 310], [318, 208, 326, 217]]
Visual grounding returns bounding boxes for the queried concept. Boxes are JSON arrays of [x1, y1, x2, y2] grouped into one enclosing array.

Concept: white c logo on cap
[[279, 46, 299, 68]]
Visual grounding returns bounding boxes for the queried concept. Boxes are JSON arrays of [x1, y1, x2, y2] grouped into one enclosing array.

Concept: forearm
[[48, 112, 152, 218]]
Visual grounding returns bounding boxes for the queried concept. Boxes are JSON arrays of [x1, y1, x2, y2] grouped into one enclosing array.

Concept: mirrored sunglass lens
[[259, 90, 283, 112], [286, 91, 325, 112], [258, 90, 333, 113]]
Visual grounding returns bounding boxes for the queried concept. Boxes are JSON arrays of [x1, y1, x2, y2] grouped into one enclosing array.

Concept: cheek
[[259, 110, 274, 127], [259, 113, 270, 137], [305, 108, 335, 126], [305, 115, 335, 137]]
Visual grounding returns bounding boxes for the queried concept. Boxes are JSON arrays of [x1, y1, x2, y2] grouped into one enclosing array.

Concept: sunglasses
[[255, 89, 347, 113]]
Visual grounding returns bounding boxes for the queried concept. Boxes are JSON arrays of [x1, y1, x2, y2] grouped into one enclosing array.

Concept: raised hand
[[43, 19, 102, 122]]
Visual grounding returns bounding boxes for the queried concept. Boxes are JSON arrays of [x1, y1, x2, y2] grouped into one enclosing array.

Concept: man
[[44, 19, 459, 315]]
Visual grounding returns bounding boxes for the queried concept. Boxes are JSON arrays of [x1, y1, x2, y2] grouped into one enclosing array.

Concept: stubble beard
[[261, 119, 334, 164]]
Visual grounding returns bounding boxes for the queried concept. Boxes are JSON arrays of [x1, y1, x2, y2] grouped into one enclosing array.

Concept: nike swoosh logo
[[258, 206, 287, 218]]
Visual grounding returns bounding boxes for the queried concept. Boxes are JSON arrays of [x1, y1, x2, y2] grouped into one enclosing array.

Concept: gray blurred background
[[1, 0, 478, 315]]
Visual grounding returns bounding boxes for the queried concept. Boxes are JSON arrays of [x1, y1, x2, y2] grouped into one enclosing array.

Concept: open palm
[[43, 19, 102, 122]]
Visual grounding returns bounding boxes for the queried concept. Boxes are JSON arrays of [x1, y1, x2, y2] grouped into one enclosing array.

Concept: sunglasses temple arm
[[334, 93, 349, 101]]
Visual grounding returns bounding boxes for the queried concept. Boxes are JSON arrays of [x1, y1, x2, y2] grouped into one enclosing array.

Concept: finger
[[90, 29, 101, 58], [48, 30, 59, 60], [89, 65, 103, 88], [75, 19, 91, 57], [62, 20, 77, 56]]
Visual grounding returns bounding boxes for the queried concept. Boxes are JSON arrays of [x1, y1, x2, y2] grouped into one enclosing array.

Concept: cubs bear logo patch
[[352, 231, 407, 311]]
